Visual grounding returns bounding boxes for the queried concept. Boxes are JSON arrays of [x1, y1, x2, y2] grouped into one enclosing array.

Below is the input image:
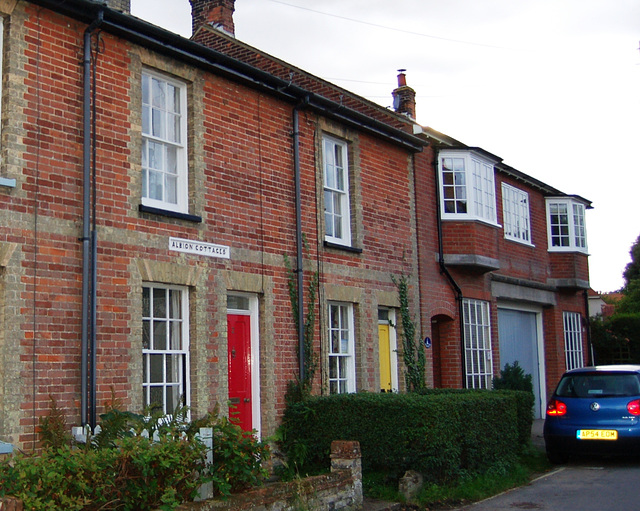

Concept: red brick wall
[[2, 3, 422, 450]]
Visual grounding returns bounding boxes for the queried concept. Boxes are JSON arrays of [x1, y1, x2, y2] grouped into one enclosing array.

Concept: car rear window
[[556, 372, 640, 398]]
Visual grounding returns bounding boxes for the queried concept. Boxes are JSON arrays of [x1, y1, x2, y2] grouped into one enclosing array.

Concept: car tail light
[[547, 399, 567, 416], [628, 399, 640, 416]]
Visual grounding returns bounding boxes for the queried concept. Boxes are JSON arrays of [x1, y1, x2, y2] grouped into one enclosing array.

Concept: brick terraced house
[[0, 0, 590, 450]]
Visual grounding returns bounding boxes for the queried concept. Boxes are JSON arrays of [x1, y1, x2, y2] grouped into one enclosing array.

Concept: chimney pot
[[397, 69, 407, 87]]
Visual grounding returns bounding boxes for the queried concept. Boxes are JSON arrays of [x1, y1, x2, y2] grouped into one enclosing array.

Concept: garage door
[[497, 308, 543, 418]]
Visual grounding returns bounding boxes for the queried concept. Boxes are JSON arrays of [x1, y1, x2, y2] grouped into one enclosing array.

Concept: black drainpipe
[[81, 10, 103, 428], [583, 289, 594, 365], [433, 153, 466, 387], [292, 97, 309, 383]]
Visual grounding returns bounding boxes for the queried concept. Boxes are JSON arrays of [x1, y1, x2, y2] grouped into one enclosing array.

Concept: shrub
[[493, 361, 533, 392], [0, 405, 270, 510]]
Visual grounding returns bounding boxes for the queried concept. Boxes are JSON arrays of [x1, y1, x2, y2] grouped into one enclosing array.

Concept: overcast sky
[[131, 0, 640, 293]]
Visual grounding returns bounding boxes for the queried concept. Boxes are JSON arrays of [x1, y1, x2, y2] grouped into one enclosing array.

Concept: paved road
[[454, 457, 640, 510]]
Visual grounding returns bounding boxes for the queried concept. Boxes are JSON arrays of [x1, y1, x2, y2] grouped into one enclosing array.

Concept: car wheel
[[546, 447, 568, 464]]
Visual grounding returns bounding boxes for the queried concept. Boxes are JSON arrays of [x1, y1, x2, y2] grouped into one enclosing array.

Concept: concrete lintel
[[492, 280, 557, 306]]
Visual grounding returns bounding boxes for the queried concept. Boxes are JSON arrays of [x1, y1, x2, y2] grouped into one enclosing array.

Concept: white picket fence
[[71, 425, 214, 500]]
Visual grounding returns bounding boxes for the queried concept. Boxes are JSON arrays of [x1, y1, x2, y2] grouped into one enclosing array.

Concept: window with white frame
[[323, 136, 352, 246], [462, 299, 493, 389], [142, 284, 190, 414], [563, 311, 584, 370], [546, 198, 587, 252], [142, 70, 188, 213], [328, 302, 355, 394], [502, 183, 532, 244], [439, 150, 497, 223]]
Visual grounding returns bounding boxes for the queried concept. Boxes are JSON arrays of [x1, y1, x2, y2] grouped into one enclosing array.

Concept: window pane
[[169, 321, 181, 350], [150, 354, 163, 383], [148, 170, 163, 201], [152, 77, 165, 109], [142, 105, 151, 135], [142, 320, 150, 350], [228, 295, 250, 311], [154, 321, 167, 350], [149, 387, 163, 409], [331, 331, 340, 353], [166, 175, 177, 204], [152, 108, 165, 139], [148, 141, 162, 170], [142, 74, 150, 105], [167, 83, 177, 112], [142, 287, 150, 316], [153, 288, 166, 318]]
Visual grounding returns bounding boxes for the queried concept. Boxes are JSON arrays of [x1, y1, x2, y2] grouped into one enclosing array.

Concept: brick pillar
[[0, 497, 24, 511], [330, 440, 363, 507]]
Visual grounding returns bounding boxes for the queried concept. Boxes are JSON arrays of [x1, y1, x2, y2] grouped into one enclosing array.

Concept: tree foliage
[[592, 233, 640, 364], [622, 234, 640, 286]]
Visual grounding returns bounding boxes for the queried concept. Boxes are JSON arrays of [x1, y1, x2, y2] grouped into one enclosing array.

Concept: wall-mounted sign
[[424, 336, 432, 349], [169, 237, 230, 259]]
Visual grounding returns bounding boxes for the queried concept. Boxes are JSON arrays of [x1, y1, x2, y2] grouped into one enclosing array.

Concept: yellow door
[[378, 323, 392, 392]]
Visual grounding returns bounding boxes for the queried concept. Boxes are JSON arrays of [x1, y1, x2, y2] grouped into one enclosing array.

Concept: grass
[[362, 443, 552, 509]]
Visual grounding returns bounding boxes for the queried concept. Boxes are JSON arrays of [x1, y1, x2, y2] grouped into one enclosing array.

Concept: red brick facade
[[0, 0, 590, 450]]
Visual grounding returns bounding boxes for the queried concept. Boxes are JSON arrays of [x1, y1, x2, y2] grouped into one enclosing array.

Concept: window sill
[[547, 246, 589, 255], [0, 177, 16, 188], [324, 240, 363, 254], [504, 236, 535, 248], [139, 204, 202, 223], [441, 215, 502, 229]]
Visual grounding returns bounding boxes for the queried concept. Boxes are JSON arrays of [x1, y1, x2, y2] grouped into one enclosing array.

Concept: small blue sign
[[424, 337, 431, 349]]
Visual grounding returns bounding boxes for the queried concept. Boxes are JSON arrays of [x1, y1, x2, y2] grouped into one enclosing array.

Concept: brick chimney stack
[[392, 69, 416, 120], [190, 0, 236, 38]]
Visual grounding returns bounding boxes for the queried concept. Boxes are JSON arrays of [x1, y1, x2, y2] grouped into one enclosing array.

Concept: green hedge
[[281, 390, 530, 484]]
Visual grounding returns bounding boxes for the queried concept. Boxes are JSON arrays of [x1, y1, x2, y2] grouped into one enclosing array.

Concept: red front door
[[227, 314, 252, 431]]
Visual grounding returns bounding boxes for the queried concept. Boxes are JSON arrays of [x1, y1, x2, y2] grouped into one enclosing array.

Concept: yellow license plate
[[577, 429, 618, 440]]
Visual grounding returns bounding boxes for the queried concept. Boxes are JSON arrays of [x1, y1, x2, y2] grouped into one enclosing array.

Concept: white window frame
[[462, 298, 493, 389], [141, 69, 188, 213], [439, 150, 498, 224], [328, 302, 356, 394], [142, 284, 190, 415], [546, 198, 588, 253], [502, 183, 532, 245], [323, 136, 352, 246], [563, 311, 584, 370]]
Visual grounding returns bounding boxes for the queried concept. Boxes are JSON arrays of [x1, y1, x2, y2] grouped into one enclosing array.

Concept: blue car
[[543, 365, 640, 464]]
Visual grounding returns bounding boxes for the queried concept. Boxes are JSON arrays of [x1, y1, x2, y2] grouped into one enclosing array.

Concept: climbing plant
[[284, 250, 319, 403], [392, 274, 426, 392]]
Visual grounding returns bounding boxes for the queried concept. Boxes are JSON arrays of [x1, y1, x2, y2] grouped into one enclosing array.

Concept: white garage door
[[497, 308, 544, 419]]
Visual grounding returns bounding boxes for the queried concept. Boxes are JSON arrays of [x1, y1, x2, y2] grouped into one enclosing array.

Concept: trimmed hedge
[[281, 390, 531, 484]]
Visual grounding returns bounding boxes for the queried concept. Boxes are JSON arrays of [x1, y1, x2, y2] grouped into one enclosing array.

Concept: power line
[[266, 0, 519, 50]]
